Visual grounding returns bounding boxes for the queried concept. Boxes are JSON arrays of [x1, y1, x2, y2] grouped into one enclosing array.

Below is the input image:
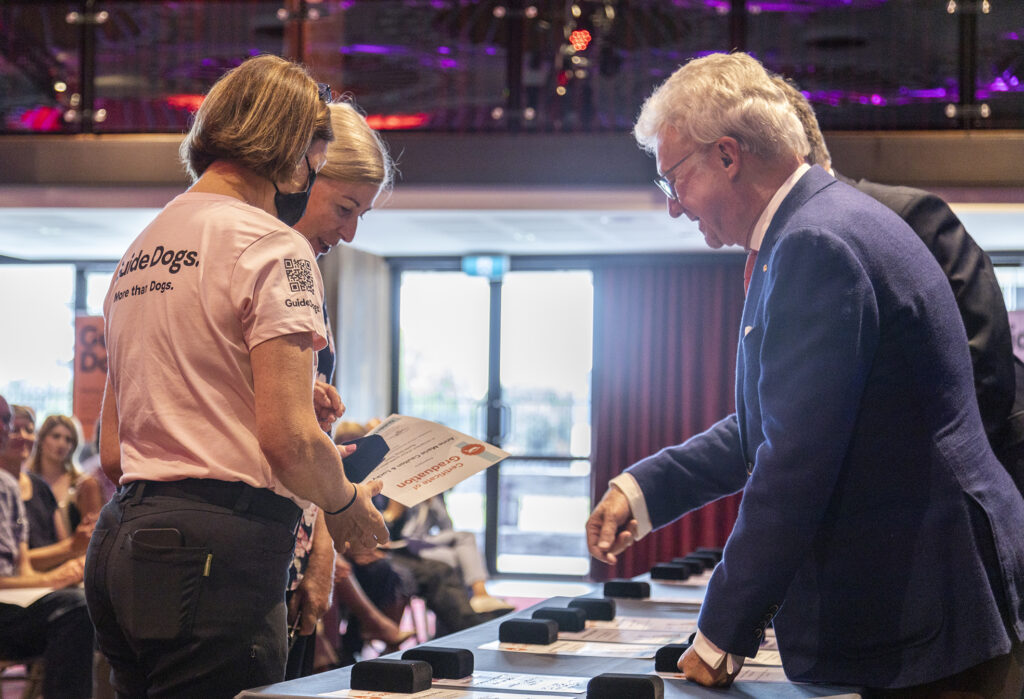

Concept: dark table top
[[238, 591, 861, 698]]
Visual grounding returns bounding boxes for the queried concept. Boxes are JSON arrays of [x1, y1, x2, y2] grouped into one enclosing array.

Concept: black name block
[[650, 562, 691, 581], [670, 558, 706, 575], [568, 597, 616, 621], [350, 659, 432, 693], [532, 606, 587, 632], [587, 672, 664, 699], [498, 618, 558, 645], [654, 642, 692, 672], [603, 579, 651, 599], [401, 647, 474, 679]]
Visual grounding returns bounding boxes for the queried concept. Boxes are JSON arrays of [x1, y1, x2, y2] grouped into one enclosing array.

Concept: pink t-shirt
[[103, 192, 327, 501]]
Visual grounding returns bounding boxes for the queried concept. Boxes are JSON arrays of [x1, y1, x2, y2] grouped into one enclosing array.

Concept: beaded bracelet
[[323, 483, 358, 515]]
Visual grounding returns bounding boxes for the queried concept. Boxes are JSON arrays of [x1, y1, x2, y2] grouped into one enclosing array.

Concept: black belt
[[123, 478, 302, 529]]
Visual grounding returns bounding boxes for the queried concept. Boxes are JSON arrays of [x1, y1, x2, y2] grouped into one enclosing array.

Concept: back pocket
[[126, 527, 211, 640]]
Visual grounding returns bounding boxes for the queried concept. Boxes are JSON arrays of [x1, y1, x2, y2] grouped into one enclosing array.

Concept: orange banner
[[73, 316, 107, 444]]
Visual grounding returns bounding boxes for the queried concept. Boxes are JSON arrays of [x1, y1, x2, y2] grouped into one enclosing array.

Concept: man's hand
[[313, 380, 344, 432], [585, 486, 638, 564], [324, 479, 389, 554], [680, 645, 739, 688]]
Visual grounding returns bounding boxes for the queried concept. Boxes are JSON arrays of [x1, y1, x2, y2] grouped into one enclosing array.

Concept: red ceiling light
[[364, 113, 430, 130], [569, 29, 592, 51], [166, 94, 205, 112]]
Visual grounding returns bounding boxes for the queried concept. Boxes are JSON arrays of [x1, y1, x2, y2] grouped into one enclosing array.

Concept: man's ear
[[719, 143, 733, 168]]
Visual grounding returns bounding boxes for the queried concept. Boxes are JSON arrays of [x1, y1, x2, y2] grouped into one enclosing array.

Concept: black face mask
[[273, 157, 316, 226]]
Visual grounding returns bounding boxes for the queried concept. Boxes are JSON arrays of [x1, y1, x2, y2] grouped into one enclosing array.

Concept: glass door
[[395, 265, 593, 577], [495, 271, 592, 575]]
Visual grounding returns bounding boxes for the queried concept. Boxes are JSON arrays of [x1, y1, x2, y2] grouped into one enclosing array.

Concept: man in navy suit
[[775, 75, 1024, 497], [586, 52, 1024, 694]]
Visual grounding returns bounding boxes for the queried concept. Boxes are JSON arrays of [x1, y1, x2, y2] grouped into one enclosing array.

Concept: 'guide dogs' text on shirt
[[118, 245, 199, 278]]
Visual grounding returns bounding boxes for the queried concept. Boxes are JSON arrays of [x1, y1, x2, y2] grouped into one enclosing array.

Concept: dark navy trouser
[[85, 481, 298, 698], [0, 588, 94, 698]]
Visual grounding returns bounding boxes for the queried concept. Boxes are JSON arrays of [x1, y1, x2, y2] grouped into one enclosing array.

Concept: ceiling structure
[[1, 186, 1022, 263]]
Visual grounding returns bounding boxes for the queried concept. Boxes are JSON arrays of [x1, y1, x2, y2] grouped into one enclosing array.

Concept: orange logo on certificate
[[461, 443, 485, 456]]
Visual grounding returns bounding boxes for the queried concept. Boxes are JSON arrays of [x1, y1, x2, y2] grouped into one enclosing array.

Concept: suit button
[[746, 461, 754, 475], [753, 627, 763, 639]]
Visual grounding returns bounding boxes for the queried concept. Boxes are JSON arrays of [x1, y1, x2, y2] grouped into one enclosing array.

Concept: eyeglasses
[[317, 83, 331, 103], [654, 146, 703, 201]]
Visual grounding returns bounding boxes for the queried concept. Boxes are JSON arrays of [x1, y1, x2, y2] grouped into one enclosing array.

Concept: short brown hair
[[180, 54, 333, 183]]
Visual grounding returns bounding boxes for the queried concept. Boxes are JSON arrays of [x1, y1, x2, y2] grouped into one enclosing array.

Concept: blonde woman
[[27, 414, 101, 537]]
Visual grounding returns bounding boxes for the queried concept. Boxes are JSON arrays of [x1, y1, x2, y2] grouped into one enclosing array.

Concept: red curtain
[[590, 255, 747, 581]]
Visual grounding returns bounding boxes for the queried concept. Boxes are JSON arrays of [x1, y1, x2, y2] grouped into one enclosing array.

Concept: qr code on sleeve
[[283, 258, 315, 293]]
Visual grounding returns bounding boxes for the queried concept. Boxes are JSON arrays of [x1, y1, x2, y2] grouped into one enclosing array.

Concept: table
[[238, 577, 862, 698]]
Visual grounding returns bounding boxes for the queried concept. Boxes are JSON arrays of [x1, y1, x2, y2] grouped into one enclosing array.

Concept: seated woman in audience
[[0, 395, 93, 699], [26, 414, 102, 537], [0, 405, 93, 570], [335, 421, 499, 639], [384, 494, 513, 614]]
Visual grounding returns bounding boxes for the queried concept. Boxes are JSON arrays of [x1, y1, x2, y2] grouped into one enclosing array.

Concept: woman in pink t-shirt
[[85, 55, 389, 698]]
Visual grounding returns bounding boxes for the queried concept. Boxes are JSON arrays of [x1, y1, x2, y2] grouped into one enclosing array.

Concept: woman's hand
[[323, 479, 389, 554]]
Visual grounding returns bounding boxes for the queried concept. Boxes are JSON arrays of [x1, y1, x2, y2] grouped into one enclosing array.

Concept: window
[[397, 266, 593, 576]]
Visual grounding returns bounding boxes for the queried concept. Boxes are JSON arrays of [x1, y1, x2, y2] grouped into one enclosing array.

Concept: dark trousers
[[388, 550, 485, 636], [865, 639, 1024, 698], [85, 481, 298, 698], [0, 588, 94, 698]]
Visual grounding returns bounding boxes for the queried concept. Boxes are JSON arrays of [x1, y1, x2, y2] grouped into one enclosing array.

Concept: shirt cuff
[[608, 472, 652, 540], [692, 629, 746, 676]]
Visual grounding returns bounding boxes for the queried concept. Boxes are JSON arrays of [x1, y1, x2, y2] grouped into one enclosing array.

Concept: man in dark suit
[[586, 52, 1024, 694], [775, 75, 1024, 497]]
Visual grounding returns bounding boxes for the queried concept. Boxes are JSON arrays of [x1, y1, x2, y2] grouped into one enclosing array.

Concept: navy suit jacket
[[838, 174, 1015, 443], [627, 167, 1024, 688]]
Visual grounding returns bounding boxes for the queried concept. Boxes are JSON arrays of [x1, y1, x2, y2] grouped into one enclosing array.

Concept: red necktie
[[743, 250, 758, 295]]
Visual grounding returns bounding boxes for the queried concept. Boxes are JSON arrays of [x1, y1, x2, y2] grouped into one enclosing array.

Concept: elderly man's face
[[0, 397, 11, 452], [656, 132, 745, 249]]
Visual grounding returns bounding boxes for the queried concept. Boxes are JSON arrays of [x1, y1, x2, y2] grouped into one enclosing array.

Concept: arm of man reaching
[[251, 332, 389, 553], [586, 473, 746, 687]]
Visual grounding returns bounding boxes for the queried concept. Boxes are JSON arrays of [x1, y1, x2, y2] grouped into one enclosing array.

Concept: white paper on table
[[748, 649, 783, 666], [433, 670, 588, 693], [0, 586, 53, 607], [586, 616, 698, 633], [734, 665, 792, 682], [558, 627, 686, 645], [363, 415, 508, 507], [479, 639, 659, 659], [320, 689, 561, 698]]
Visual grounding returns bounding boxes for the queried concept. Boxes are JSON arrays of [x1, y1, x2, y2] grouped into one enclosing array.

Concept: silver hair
[[634, 52, 809, 162]]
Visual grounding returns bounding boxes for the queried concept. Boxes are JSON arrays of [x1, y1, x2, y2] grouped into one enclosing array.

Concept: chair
[[0, 657, 44, 699]]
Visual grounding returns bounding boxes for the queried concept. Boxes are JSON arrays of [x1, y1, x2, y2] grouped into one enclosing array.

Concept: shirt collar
[[747, 163, 810, 253]]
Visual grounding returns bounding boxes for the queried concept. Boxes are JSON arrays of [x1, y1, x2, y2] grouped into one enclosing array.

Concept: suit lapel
[[735, 166, 838, 470]]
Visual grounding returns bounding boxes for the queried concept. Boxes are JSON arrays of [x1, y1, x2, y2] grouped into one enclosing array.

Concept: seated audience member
[[26, 414, 102, 536], [384, 495, 513, 614], [0, 395, 93, 698], [0, 405, 94, 571], [334, 421, 499, 641], [325, 552, 416, 666]]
